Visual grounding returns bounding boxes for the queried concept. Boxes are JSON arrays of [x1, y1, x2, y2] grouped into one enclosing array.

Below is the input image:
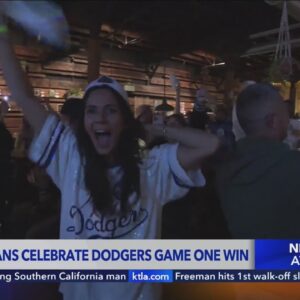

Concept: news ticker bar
[[0, 270, 299, 283]]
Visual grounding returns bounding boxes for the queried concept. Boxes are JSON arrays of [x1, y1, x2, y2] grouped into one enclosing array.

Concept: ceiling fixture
[[155, 66, 174, 112], [210, 61, 226, 67]]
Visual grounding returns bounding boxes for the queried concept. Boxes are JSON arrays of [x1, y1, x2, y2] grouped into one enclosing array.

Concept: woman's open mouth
[[94, 129, 112, 148]]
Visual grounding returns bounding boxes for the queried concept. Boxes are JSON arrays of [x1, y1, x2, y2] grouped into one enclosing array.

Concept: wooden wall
[[1, 40, 223, 135]]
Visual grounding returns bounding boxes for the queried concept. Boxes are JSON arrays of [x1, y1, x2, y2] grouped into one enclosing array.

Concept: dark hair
[[0, 122, 14, 156], [166, 113, 187, 127], [189, 110, 209, 130], [60, 98, 84, 126], [284, 99, 295, 118], [76, 87, 144, 215]]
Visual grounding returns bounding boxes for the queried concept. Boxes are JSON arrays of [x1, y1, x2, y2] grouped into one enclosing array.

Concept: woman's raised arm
[[0, 20, 48, 134], [145, 124, 220, 171]]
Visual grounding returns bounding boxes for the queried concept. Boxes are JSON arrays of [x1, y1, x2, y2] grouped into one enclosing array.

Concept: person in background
[[0, 103, 14, 237], [136, 104, 153, 124], [224, 82, 300, 300], [13, 118, 34, 158], [135, 104, 154, 147], [165, 113, 186, 144], [60, 97, 83, 130], [283, 99, 300, 150], [208, 105, 235, 154], [7, 117, 60, 240], [25, 97, 85, 238], [217, 83, 300, 239], [162, 112, 229, 240], [166, 113, 186, 128], [189, 88, 210, 130], [0, 19, 219, 300], [25, 97, 86, 239]]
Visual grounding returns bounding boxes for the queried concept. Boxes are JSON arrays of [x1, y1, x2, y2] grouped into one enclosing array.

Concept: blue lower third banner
[[255, 240, 300, 270], [1, 270, 300, 283]]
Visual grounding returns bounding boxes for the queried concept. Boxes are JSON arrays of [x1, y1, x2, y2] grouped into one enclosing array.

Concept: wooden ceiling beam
[[87, 21, 102, 82]]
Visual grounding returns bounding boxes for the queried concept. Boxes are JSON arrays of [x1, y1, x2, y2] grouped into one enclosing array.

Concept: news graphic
[[0, 240, 299, 283]]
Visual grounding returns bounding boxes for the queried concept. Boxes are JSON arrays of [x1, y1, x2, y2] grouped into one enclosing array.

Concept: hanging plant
[[64, 87, 84, 99], [267, 60, 284, 83], [267, 1, 293, 84], [267, 58, 293, 84]]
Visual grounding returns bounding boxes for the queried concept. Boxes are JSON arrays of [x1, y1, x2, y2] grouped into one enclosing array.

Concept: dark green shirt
[[217, 137, 300, 238]]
